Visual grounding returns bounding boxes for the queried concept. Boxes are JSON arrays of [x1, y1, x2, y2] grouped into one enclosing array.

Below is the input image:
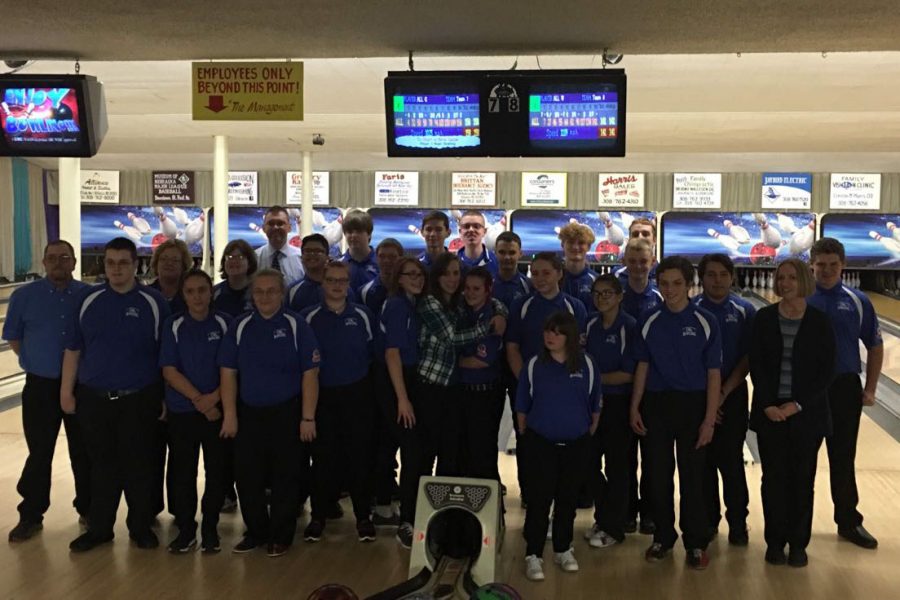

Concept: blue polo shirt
[[301, 302, 375, 387], [2, 278, 90, 378], [380, 294, 420, 366], [808, 283, 883, 375], [516, 354, 602, 442], [149, 279, 187, 315], [457, 245, 499, 277], [635, 303, 722, 392], [213, 281, 252, 317], [67, 282, 170, 391], [622, 280, 663, 321], [506, 291, 588, 368], [418, 250, 447, 273], [458, 302, 503, 385], [342, 248, 379, 291], [693, 293, 756, 381], [358, 277, 389, 316], [584, 309, 637, 396], [217, 308, 320, 407], [287, 276, 357, 312], [562, 266, 599, 313], [493, 271, 531, 311], [159, 311, 232, 413], [615, 263, 658, 287]]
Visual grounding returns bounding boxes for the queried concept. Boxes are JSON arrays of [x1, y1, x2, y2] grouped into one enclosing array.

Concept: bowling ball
[[448, 237, 465, 252], [749, 242, 777, 265], [53, 103, 74, 120], [471, 583, 522, 599], [593, 240, 620, 261], [289, 235, 302, 248], [150, 233, 168, 249], [305, 583, 359, 600]]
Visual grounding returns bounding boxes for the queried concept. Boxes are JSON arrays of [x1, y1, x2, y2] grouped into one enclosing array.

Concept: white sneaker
[[554, 548, 579, 572], [525, 554, 545, 581], [587, 529, 618, 549], [583, 523, 601, 540]]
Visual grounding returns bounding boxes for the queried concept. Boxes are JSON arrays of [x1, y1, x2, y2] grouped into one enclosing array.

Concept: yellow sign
[[191, 62, 303, 121]]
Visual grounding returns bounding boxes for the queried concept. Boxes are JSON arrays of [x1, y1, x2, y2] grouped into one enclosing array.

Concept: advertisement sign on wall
[[521, 172, 567, 207], [673, 173, 722, 209], [374, 171, 419, 206]]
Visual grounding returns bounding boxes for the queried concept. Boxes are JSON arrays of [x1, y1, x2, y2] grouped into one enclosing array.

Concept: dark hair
[[219, 238, 258, 279], [810, 237, 846, 263], [657, 255, 694, 283], [698, 253, 735, 278], [45, 239, 75, 257], [252, 268, 286, 294], [495, 231, 522, 248], [180, 268, 214, 304], [531, 251, 563, 272], [342, 209, 373, 235], [263, 205, 290, 221], [105, 237, 138, 262], [541, 311, 583, 373], [301, 233, 329, 251], [376, 237, 404, 256], [591, 273, 623, 295], [389, 256, 426, 297], [427, 252, 462, 310], [465, 266, 494, 295], [421, 210, 450, 230]]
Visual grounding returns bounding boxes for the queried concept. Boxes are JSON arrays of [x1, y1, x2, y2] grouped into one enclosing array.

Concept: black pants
[[504, 369, 524, 500], [235, 398, 302, 545], [386, 366, 421, 525], [627, 426, 652, 524], [222, 438, 237, 502], [703, 383, 749, 531], [826, 374, 864, 529], [642, 391, 709, 550], [757, 417, 823, 551], [521, 430, 590, 556], [17, 373, 91, 523], [311, 378, 375, 522], [460, 383, 504, 481], [152, 419, 169, 517], [76, 383, 162, 537], [589, 393, 632, 541], [167, 411, 225, 539], [373, 363, 402, 507]]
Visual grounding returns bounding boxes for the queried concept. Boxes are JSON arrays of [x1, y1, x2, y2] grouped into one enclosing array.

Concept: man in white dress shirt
[[255, 206, 305, 286]]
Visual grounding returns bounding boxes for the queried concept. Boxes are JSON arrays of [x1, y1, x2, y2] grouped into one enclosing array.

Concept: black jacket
[[748, 303, 836, 437]]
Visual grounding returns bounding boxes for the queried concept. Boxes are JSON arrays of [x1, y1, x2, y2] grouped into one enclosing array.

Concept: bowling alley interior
[[3, 2, 900, 599]]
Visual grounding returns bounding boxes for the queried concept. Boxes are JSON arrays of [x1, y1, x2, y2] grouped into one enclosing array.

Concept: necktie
[[271, 250, 282, 272]]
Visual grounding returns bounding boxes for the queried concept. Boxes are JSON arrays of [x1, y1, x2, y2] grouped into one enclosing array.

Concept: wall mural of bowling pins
[[509, 210, 656, 263], [661, 211, 816, 265], [207, 207, 345, 257], [368, 208, 509, 256], [80, 205, 206, 257], [821, 213, 900, 268]]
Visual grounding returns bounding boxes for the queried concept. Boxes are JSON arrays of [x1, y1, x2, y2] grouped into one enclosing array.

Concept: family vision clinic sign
[[192, 62, 304, 121]]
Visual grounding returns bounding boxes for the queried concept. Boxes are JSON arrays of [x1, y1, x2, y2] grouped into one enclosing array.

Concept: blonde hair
[[775, 258, 815, 298], [623, 237, 652, 255], [150, 239, 192, 275], [557, 222, 595, 245]]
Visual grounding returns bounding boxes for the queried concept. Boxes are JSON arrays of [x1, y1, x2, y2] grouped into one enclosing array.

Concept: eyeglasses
[[225, 254, 247, 262], [400, 271, 425, 280], [592, 289, 619, 299], [459, 223, 484, 231], [324, 277, 350, 285], [45, 254, 73, 263]]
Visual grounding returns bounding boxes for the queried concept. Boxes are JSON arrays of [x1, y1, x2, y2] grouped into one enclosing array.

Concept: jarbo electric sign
[[192, 62, 304, 121]]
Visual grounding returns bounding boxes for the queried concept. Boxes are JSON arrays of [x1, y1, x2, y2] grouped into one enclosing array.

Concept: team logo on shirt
[[836, 301, 854, 312], [344, 318, 358, 327], [477, 343, 488, 358], [725, 314, 739, 323], [273, 328, 288, 339], [312, 349, 321, 364], [125, 307, 140, 318], [682, 326, 697, 337], [207, 331, 221, 342], [569, 372, 584, 379], [605, 334, 618, 344]]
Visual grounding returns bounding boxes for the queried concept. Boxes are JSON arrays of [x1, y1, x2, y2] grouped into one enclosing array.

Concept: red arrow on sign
[[206, 96, 226, 113]]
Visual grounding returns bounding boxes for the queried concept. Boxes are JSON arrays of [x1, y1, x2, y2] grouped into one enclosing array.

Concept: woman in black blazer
[[749, 258, 836, 568]]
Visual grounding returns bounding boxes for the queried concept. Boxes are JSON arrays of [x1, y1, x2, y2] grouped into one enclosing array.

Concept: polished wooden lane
[[1, 406, 899, 600]]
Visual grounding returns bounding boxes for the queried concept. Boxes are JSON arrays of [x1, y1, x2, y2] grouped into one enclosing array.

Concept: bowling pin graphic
[[598, 212, 626, 246], [248, 223, 269, 241], [172, 207, 191, 226], [723, 219, 750, 245], [869, 231, 900, 257], [153, 207, 178, 239], [182, 213, 206, 246], [484, 215, 507, 251], [753, 213, 782, 249], [707, 228, 741, 252], [776, 213, 799, 234], [887, 222, 900, 242], [767, 271, 774, 290], [311, 210, 328, 229], [114, 220, 143, 242], [788, 220, 816, 255], [127, 211, 152, 236], [407, 224, 423, 238], [321, 215, 344, 247]]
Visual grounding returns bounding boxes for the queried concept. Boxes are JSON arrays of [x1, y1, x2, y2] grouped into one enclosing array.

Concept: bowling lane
[[0, 349, 21, 380]]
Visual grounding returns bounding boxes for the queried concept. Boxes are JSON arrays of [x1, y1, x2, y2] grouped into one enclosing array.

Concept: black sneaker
[[787, 547, 808, 568], [372, 510, 400, 527], [8, 520, 42, 542], [232, 535, 262, 554], [130, 530, 159, 550], [765, 546, 786, 565], [728, 526, 749, 546], [644, 542, 671, 562], [303, 519, 326, 542], [396, 522, 413, 549], [69, 531, 114, 553], [201, 535, 221, 554], [326, 502, 344, 520], [838, 525, 878, 549], [357, 519, 377, 542], [167, 531, 197, 554], [639, 519, 656, 535], [685, 548, 710, 570], [624, 519, 638, 534]]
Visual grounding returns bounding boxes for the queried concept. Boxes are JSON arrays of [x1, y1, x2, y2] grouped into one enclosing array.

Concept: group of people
[[2, 205, 883, 583]]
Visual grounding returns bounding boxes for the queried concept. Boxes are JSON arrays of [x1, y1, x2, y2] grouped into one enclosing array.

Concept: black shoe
[[303, 519, 326, 542], [500, 483, 507, 497], [624, 519, 637, 534], [728, 527, 749, 546], [326, 502, 344, 520], [372, 510, 400, 527], [396, 522, 413, 549], [838, 525, 878, 549], [788, 547, 808, 568], [130, 530, 159, 550], [644, 542, 671, 562], [167, 531, 197, 554], [765, 546, 786, 565], [9, 520, 42, 542], [639, 519, 656, 535], [69, 531, 114, 553], [267, 543, 289, 557], [201, 535, 221, 554], [357, 519, 377, 542], [233, 536, 262, 553]]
